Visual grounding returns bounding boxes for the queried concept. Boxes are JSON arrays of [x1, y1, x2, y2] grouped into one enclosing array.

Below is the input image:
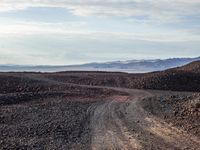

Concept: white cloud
[[0, 21, 89, 37], [0, 0, 200, 22], [0, 20, 199, 42]]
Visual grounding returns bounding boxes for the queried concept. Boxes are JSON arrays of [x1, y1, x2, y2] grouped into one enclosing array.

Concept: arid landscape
[[0, 0, 200, 149], [0, 61, 199, 149]]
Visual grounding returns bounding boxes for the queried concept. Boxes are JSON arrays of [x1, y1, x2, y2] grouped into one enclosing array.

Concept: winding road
[[12, 74, 200, 150]]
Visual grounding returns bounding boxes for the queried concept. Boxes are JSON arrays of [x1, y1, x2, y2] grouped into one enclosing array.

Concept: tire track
[[89, 89, 200, 150]]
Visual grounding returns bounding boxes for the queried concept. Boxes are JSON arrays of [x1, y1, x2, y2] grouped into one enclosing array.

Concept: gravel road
[[89, 88, 200, 150]]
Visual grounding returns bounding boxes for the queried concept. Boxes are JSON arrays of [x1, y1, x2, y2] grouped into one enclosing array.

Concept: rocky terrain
[[0, 73, 126, 149], [141, 92, 200, 137], [0, 61, 200, 149], [41, 61, 200, 92]]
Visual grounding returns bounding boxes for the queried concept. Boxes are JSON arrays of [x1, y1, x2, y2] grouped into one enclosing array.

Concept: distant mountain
[[73, 57, 200, 73], [0, 57, 200, 73]]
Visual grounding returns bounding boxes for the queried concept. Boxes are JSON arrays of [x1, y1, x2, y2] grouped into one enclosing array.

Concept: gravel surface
[[0, 68, 200, 150]]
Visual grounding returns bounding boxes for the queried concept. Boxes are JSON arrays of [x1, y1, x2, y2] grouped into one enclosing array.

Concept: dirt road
[[89, 88, 200, 150], [12, 74, 200, 150]]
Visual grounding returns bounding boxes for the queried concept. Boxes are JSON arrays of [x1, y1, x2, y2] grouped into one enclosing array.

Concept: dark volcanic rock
[[0, 97, 96, 149]]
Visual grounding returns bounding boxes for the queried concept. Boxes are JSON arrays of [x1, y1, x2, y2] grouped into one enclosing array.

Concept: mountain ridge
[[0, 56, 200, 73]]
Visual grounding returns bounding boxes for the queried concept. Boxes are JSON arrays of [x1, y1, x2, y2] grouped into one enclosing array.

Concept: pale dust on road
[[89, 88, 200, 150]]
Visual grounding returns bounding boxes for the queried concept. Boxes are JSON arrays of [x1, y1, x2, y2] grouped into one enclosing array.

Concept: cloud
[[0, 0, 200, 22], [1, 32, 200, 65], [0, 21, 90, 37], [0, 19, 199, 43]]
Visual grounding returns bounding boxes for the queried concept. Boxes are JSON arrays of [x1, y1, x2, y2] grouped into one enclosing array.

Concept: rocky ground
[[141, 92, 200, 137], [0, 98, 92, 149], [0, 62, 200, 149], [0, 73, 126, 150]]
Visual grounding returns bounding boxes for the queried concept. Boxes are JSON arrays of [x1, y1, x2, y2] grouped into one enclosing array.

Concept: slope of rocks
[[42, 61, 200, 92], [141, 93, 200, 137]]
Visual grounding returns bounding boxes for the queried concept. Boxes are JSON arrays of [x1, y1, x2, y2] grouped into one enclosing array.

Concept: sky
[[0, 0, 200, 65]]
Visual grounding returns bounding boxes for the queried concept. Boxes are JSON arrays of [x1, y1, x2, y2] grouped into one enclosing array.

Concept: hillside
[[175, 60, 200, 73], [132, 60, 200, 91], [43, 61, 200, 92]]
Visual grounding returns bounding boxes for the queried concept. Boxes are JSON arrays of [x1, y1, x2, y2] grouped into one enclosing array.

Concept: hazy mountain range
[[1, 57, 200, 73]]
